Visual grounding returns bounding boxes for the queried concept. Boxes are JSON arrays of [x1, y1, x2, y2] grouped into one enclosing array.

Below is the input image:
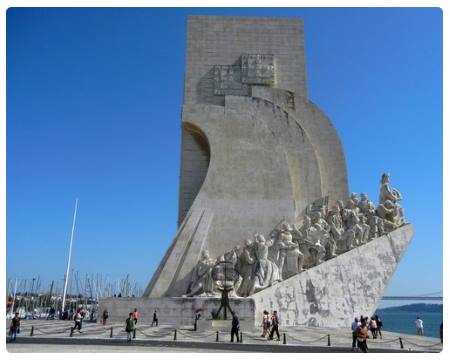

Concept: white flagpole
[[61, 198, 78, 314]]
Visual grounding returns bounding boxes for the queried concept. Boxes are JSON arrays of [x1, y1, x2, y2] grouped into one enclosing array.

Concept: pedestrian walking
[[194, 312, 201, 331], [268, 310, 280, 341], [9, 312, 21, 342], [79, 307, 86, 328], [356, 318, 369, 353], [351, 317, 360, 351], [230, 313, 240, 342], [125, 313, 134, 342], [72, 310, 82, 333], [132, 308, 139, 325], [369, 316, 378, 339], [47, 307, 56, 320], [151, 310, 158, 327], [415, 316, 424, 336], [375, 315, 383, 339], [102, 309, 109, 325], [261, 310, 270, 337]]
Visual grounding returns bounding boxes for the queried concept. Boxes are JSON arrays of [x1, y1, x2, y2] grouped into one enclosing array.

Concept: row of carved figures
[[184, 173, 405, 298]]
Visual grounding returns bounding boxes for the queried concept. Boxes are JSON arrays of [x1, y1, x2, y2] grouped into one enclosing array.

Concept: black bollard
[[399, 337, 404, 349], [327, 334, 331, 346], [239, 331, 243, 343], [70, 327, 74, 337], [216, 330, 219, 342], [110, 327, 113, 338], [30, 326, 34, 337], [174, 329, 177, 341], [283, 333, 286, 344], [133, 328, 136, 339]]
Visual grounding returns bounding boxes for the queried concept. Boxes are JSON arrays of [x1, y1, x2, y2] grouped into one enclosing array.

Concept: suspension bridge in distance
[[381, 291, 442, 301]]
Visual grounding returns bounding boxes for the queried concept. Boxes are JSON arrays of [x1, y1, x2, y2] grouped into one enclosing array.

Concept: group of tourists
[[351, 315, 383, 352], [260, 310, 281, 341]]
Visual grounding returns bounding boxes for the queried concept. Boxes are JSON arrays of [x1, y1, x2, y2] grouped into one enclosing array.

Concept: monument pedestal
[[100, 225, 413, 329], [98, 296, 255, 327]]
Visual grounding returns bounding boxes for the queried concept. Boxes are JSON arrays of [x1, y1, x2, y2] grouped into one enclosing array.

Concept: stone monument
[[99, 16, 414, 328]]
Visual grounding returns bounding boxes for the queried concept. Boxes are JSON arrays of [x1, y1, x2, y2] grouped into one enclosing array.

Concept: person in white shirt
[[415, 316, 424, 336]]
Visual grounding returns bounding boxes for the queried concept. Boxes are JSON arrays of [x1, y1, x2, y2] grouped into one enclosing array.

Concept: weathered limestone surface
[[249, 224, 414, 327], [98, 297, 255, 328], [145, 16, 348, 297]]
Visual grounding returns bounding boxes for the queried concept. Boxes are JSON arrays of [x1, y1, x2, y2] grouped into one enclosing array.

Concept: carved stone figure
[[311, 211, 330, 233], [357, 193, 371, 216], [236, 239, 256, 297], [379, 173, 403, 204], [376, 200, 401, 232], [309, 238, 326, 266], [293, 216, 316, 268], [327, 204, 345, 254], [360, 215, 371, 244], [222, 247, 242, 296], [350, 192, 359, 208], [310, 211, 335, 260], [270, 233, 288, 279], [185, 249, 217, 297], [253, 234, 281, 291], [341, 199, 363, 250], [367, 208, 380, 238], [276, 223, 304, 278], [379, 173, 405, 227]]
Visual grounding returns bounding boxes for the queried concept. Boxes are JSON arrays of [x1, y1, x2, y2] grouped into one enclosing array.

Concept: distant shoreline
[[377, 303, 442, 313]]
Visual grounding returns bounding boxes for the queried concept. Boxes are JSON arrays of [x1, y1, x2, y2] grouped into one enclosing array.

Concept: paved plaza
[[5, 319, 442, 353]]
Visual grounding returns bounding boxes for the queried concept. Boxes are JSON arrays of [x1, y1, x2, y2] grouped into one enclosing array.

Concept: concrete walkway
[[5, 319, 443, 353]]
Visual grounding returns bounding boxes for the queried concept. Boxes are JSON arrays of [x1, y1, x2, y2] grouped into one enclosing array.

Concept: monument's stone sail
[[145, 16, 349, 298]]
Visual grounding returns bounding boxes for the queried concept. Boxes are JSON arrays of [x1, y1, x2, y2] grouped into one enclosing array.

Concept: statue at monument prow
[[182, 173, 406, 298], [143, 17, 411, 302]]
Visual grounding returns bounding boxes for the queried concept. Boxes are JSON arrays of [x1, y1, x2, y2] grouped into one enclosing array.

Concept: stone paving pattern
[[5, 319, 442, 353]]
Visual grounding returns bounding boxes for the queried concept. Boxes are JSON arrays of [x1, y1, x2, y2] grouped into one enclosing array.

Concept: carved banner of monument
[[100, 16, 413, 328]]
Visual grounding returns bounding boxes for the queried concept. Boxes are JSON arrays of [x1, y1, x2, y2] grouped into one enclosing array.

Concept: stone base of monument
[[100, 224, 413, 329], [98, 296, 255, 328]]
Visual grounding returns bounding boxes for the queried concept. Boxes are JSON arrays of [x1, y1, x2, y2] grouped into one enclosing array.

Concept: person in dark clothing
[[102, 309, 109, 325], [351, 317, 360, 350], [151, 310, 158, 327], [194, 312, 201, 331], [72, 310, 82, 333], [268, 310, 280, 341], [375, 315, 383, 339], [47, 307, 56, 320], [9, 313, 21, 342], [126, 313, 134, 342], [230, 314, 240, 342]]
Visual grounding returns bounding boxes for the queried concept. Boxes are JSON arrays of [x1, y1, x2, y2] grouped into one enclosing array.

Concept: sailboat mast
[[61, 198, 78, 313]]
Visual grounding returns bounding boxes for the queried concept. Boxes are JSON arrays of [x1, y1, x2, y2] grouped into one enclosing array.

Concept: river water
[[374, 308, 443, 338]]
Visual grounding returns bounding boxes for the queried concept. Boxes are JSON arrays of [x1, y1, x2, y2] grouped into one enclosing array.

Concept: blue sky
[[6, 8, 442, 300]]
